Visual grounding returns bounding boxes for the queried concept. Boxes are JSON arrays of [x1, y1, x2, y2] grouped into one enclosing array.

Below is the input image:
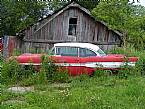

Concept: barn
[[16, 1, 122, 53]]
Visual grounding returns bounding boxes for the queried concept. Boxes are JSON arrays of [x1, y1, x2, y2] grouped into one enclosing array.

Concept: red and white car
[[15, 43, 138, 76]]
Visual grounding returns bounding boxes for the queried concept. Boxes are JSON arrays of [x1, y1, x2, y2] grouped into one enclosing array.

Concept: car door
[[54, 46, 80, 76], [79, 47, 97, 75]]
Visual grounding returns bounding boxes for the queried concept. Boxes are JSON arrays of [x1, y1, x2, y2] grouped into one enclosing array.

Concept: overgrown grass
[[1, 76, 145, 109]]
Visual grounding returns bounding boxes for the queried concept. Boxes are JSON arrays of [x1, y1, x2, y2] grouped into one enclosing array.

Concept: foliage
[[1, 55, 70, 85], [0, 0, 98, 36], [47, 0, 99, 11], [52, 68, 69, 83], [47, 0, 68, 11], [107, 44, 139, 56], [1, 59, 23, 84], [40, 55, 69, 83], [0, 0, 48, 36], [108, 45, 145, 77], [76, 0, 99, 11], [48, 0, 140, 11], [1, 58, 35, 85], [135, 53, 145, 76], [92, 0, 145, 49], [93, 69, 111, 77]]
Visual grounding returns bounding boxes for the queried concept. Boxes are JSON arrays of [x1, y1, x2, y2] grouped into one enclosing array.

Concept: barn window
[[109, 32, 119, 42], [68, 18, 77, 35]]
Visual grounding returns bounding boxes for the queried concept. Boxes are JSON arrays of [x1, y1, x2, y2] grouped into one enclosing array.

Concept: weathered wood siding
[[21, 7, 121, 53]]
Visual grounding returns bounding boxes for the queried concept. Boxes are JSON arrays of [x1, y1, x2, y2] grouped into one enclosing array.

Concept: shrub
[[71, 74, 90, 83], [40, 55, 69, 83], [93, 69, 111, 77], [19, 74, 37, 86], [107, 44, 140, 57], [36, 69, 48, 84], [1, 55, 70, 85], [117, 63, 132, 79], [1, 58, 35, 85], [135, 53, 145, 76], [108, 45, 145, 77], [52, 67, 69, 83], [1, 59, 23, 84]]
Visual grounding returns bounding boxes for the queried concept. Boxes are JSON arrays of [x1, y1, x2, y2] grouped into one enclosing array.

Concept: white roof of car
[[54, 43, 100, 51]]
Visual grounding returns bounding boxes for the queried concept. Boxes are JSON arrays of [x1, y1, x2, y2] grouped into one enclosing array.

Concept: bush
[[1, 55, 70, 85], [93, 69, 111, 77], [52, 67, 69, 83], [135, 53, 145, 76], [1, 58, 35, 85], [1, 59, 23, 84], [117, 64, 132, 79], [39, 55, 69, 83], [107, 44, 140, 57], [108, 45, 145, 77], [19, 74, 37, 86], [71, 74, 90, 83]]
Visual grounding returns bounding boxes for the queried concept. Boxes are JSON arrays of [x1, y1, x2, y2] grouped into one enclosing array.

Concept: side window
[[79, 48, 97, 57], [56, 47, 78, 57]]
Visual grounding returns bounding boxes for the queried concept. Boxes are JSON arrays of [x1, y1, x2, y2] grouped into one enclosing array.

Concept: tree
[[47, 0, 99, 11], [0, 0, 48, 36], [47, 0, 68, 11], [77, 0, 99, 11], [92, 0, 145, 49], [0, 0, 142, 38]]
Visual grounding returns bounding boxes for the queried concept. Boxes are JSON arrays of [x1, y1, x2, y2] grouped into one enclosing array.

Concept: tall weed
[[40, 55, 69, 83], [1, 58, 35, 85], [1, 59, 23, 84], [108, 45, 145, 77], [107, 44, 140, 56]]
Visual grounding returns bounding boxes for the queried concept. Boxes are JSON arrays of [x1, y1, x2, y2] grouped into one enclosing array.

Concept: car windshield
[[97, 49, 106, 56]]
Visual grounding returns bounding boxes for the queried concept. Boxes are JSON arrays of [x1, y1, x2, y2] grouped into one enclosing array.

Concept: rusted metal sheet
[[2, 36, 18, 58]]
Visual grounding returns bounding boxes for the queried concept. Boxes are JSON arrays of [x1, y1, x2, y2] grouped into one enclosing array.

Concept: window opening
[[68, 18, 77, 35]]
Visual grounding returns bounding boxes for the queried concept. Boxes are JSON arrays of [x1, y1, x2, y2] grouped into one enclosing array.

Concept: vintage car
[[15, 43, 138, 76]]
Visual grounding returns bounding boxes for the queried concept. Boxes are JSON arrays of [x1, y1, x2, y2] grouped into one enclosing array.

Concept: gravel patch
[[7, 86, 34, 93]]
